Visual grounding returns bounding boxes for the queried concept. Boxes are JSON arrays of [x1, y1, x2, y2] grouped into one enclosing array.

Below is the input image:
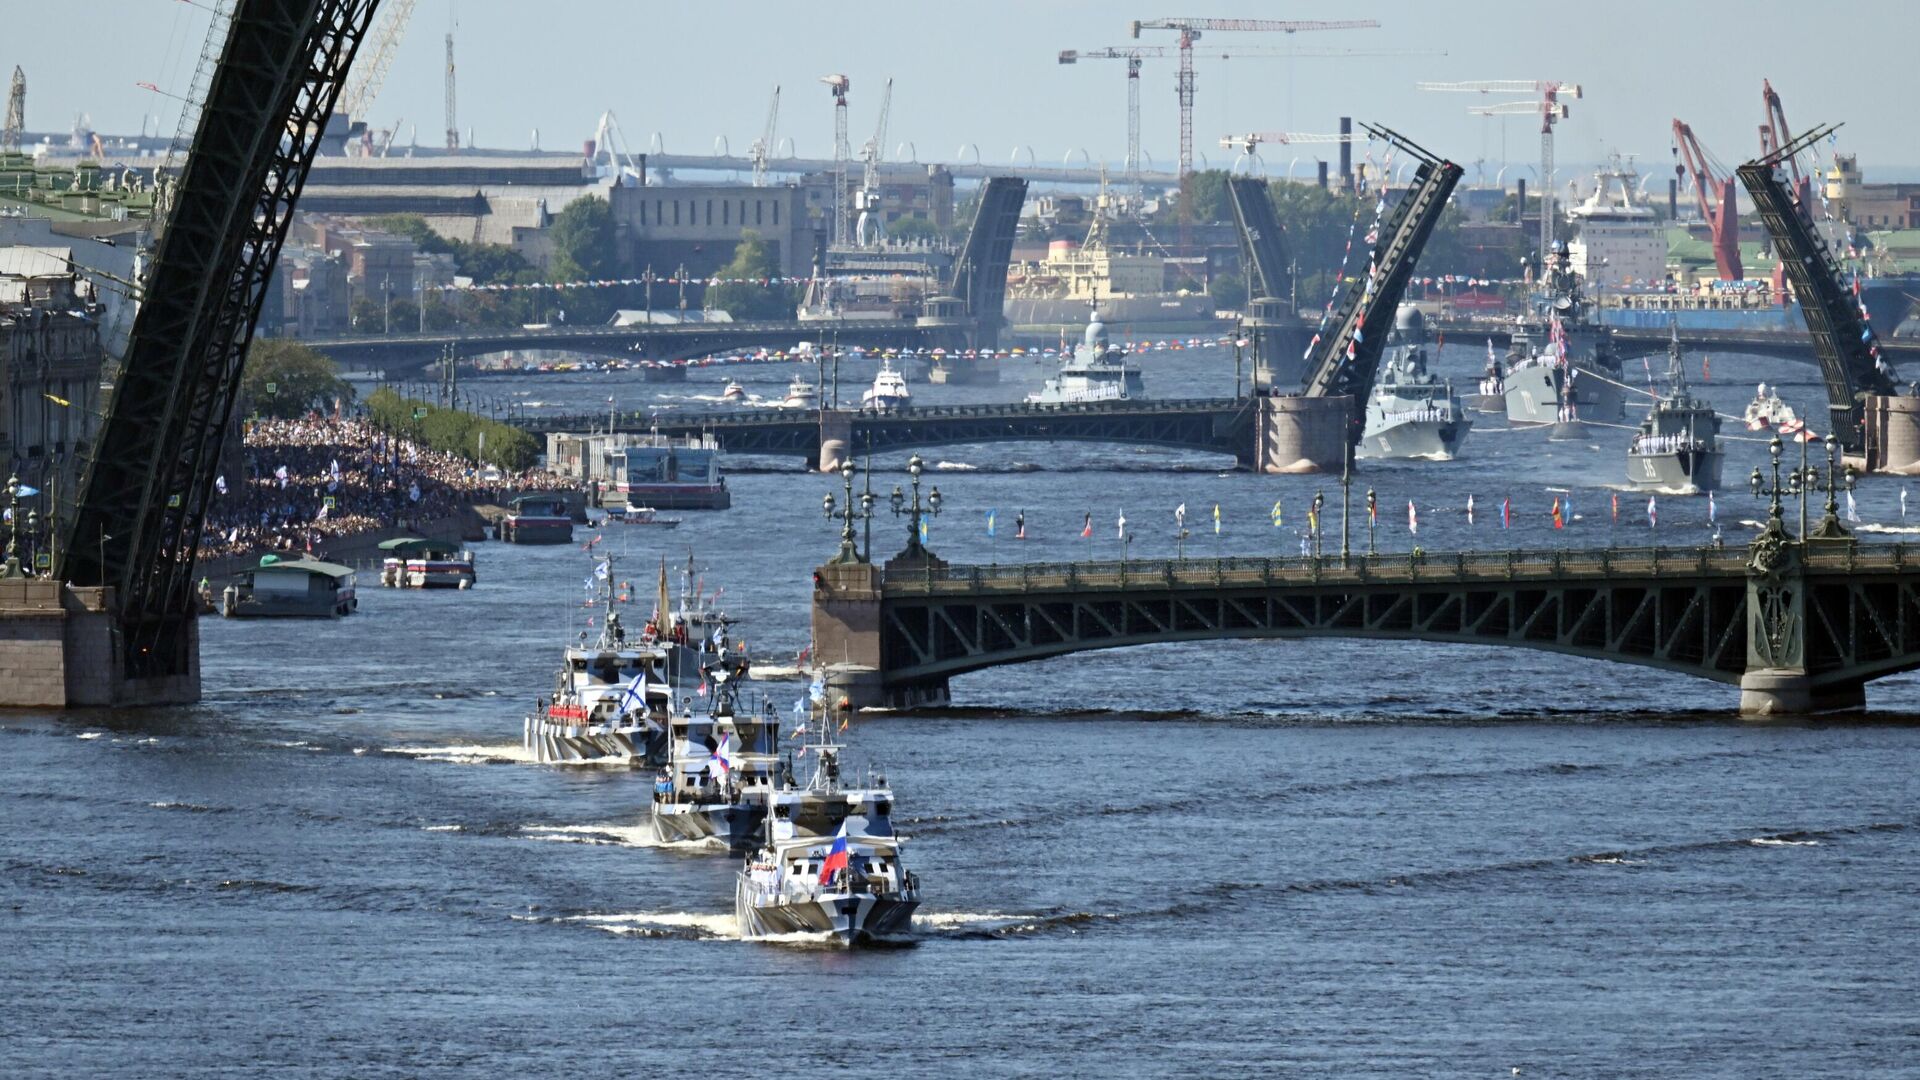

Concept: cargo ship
[[1003, 193, 1216, 332]]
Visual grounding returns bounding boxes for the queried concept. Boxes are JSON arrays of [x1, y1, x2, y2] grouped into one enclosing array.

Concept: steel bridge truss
[[1225, 175, 1293, 302], [1303, 127, 1463, 420], [1737, 125, 1896, 452], [879, 557, 1750, 688], [946, 177, 1027, 347], [60, 0, 381, 677]]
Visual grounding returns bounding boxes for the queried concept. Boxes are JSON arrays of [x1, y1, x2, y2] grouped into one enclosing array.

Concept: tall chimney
[[637, 153, 648, 187], [1515, 178, 1527, 225], [1668, 177, 1679, 220], [1317, 161, 1329, 190], [1339, 116, 1352, 189]]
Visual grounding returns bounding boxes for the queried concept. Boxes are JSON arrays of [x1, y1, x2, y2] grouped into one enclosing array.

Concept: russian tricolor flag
[[820, 824, 850, 887]]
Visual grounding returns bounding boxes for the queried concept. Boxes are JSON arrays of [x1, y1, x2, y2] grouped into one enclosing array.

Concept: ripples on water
[[4, 345, 1918, 1076]]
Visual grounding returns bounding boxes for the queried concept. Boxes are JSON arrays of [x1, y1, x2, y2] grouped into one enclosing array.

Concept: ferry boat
[[782, 374, 820, 409], [219, 556, 357, 618], [862, 360, 911, 411], [1503, 242, 1628, 432], [523, 553, 673, 765], [376, 536, 476, 589], [721, 379, 747, 403], [612, 432, 730, 510], [733, 714, 918, 945], [1357, 306, 1472, 460], [1025, 308, 1144, 405], [500, 493, 575, 544], [1628, 328, 1723, 493]]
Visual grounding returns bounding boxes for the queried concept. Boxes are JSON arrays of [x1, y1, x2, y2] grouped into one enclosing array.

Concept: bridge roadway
[[1432, 318, 1920, 365], [519, 397, 1260, 469], [811, 535, 1920, 715], [299, 318, 939, 371]]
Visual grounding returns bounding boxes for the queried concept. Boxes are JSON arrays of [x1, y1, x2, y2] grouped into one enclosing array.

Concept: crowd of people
[[200, 415, 562, 561]]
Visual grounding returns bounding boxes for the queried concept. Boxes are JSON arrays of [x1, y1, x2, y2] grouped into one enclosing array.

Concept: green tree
[[1178, 170, 1234, 224], [350, 296, 385, 333], [549, 195, 618, 283], [884, 215, 943, 243], [1208, 271, 1247, 312], [244, 340, 350, 418], [705, 230, 798, 320]]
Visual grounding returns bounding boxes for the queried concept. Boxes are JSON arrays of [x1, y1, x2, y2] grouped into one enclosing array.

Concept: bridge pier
[[1861, 393, 1920, 474], [1253, 395, 1349, 473], [810, 558, 949, 709], [1738, 670, 1865, 717], [817, 410, 853, 473], [0, 581, 200, 707]]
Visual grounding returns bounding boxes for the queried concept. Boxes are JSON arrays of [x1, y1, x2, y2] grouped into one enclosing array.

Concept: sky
[[5, 1, 1911, 182]]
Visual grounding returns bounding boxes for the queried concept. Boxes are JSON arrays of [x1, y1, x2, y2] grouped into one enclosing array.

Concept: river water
[[6, 339, 1919, 1077]]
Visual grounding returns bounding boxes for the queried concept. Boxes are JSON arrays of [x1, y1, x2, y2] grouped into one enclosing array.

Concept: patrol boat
[[862, 360, 911, 411], [1742, 381, 1800, 431], [1503, 241, 1628, 432], [650, 656, 784, 848], [1627, 328, 1723, 493], [522, 553, 672, 764], [1357, 306, 1472, 460], [734, 717, 919, 945], [1025, 308, 1145, 405]]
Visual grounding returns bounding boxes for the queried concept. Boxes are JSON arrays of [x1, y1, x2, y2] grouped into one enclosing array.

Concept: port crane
[[821, 74, 851, 246], [443, 22, 458, 151], [1759, 79, 1814, 221], [339, 0, 417, 131], [1127, 17, 1380, 179], [1671, 118, 1743, 281], [747, 86, 780, 187], [855, 78, 893, 246], [1419, 80, 1579, 267]]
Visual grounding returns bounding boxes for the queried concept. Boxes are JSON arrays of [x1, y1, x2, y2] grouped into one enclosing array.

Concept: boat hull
[[619, 484, 731, 510], [734, 888, 919, 944], [651, 802, 764, 850], [1628, 448, 1724, 493], [1504, 363, 1627, 426], [1005, 293, 1216, 331], [522, 715, 660, 765], [1357, 417, 1474, 461], [500, 516, 574, 544]]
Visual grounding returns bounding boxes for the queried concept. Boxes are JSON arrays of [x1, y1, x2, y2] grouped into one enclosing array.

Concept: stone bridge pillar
[[810, 558, 948, 710], [817, 410, 853, 473], [1861, 393, 1920, 474], [1253, 394, 1349, 473], [1740, 528, 1864, 715]]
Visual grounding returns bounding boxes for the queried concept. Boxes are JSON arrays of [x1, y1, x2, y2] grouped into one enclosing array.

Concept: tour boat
[[377, 536, 476, 588], [220, 556, 357, 618], [862, 361, 911, 411], [605, 505, 681, 528], [499, 492, 575, 544], [612, 432, 730, 510]]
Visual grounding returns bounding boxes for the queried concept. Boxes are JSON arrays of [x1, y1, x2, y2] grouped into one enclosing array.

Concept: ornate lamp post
[[1366, 487, 1377, 555], [2, 473, 23, 579], [1811, 434, 1858, 540], [1311, 490, 1325, 561], [821, 459, 870, 564], [889, 454, 941, 559]]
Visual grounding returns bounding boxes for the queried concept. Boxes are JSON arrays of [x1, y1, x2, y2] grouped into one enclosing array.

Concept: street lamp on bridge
[[889, 454, 942, 560], [821, 459, 874, 564]]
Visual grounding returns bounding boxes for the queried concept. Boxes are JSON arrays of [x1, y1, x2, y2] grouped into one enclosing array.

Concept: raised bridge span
[[811, 527, 1920, 717]]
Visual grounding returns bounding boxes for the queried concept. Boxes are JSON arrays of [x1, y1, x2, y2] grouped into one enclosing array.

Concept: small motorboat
[[862, 361, 911, 411], [783, 375, 820, 409], [721, 379, 747, 402], [606, 505, 682, 528]]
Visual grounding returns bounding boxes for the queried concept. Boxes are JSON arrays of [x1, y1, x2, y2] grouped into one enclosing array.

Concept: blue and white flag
[[594, 560, 610, 581], [14, 484, 38, 498], [809, 673, 827, 704], [792, 698, 808, 717], [618, 674, 648, 715]]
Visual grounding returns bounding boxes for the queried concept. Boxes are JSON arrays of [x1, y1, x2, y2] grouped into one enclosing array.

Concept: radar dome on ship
[[1392, 303, 1427, 344], [1084, 309, 1110, 349]]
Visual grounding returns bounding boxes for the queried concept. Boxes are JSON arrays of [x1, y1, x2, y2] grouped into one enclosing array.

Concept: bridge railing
[[516, 396, 1254, 433], [882, 541, 1920, 595]]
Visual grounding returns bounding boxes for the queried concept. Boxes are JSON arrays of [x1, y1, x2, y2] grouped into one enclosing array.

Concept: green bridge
[[811, 460, 1920, 717]]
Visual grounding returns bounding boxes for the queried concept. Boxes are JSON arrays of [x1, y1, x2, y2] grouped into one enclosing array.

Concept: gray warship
[[1504, 241, 1628, 431], [1025, 308, 1144, 405], [1627, 328, 1723, 493], [1356, 306, 1473, 460]]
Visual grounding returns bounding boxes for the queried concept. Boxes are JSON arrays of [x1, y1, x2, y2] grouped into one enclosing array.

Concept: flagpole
[[1340, 439, 1351, 566]]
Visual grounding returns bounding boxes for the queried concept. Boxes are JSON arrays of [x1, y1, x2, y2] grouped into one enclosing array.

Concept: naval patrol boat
[[1025, 308, 1145, 405], [522, 553, 672, 765], [1503, 242, 1627, 432], [1357, 306, 1473, 460], [734, 717, 919, 945], [650, 656, 783, 849], [1627, 328, 1723, 493]]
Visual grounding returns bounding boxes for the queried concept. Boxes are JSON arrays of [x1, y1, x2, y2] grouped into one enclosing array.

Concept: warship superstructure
[[1026, 307, 1145, 405], [1356, 306, 1472, 460], [1504, 241, 1628, 431], [1627, 328, 1723, 493]]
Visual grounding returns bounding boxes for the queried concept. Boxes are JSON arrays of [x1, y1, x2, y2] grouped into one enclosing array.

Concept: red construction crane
[[1129, 17, 1380, 178], [1672, 118, 1743, 281]]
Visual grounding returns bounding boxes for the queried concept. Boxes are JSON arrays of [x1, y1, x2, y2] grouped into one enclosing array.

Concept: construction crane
[[748, 86, 780, 187], [339, 0, 416, 126], [855, 78, 893, 246], [1419, 80, 1579, 265], [443, 24, 458, 151], [1128, 17, 1380, 179], [1671, 118, 1742, 281], [2, 67, 23, 155], [1219, 130, 1356, 172], [821, 74, 851, 246], [1060, 44, 1426, 201]]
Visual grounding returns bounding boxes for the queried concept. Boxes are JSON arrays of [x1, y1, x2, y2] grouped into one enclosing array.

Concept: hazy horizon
[[6, 1, 1912, 181]]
